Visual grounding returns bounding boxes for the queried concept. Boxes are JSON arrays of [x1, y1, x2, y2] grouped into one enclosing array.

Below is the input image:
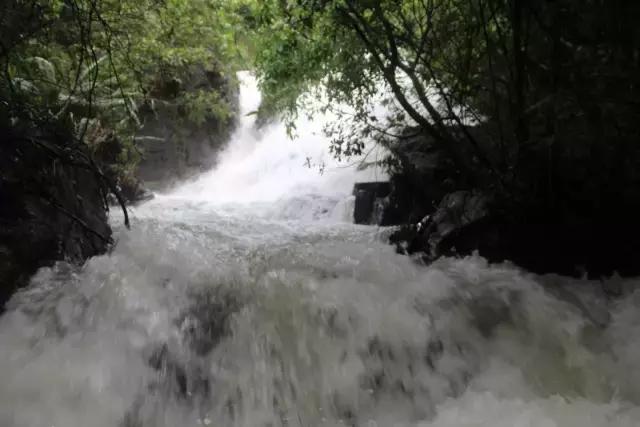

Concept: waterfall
[[167, 71, 386, 215], [0, 72, 639, 427]]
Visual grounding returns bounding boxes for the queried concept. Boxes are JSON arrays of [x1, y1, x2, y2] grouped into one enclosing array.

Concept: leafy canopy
[[1, 0, 251, 157], [249, 0, 497, 169]]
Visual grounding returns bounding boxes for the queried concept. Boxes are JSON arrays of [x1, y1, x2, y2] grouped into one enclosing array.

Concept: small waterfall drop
[[163, 71, 386, 222]]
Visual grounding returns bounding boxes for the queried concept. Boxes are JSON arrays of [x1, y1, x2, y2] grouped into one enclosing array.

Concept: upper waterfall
[[169, 71, 387, 208]]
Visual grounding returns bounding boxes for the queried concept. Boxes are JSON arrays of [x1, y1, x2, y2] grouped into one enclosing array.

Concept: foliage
[[250, 0, 640, 222], [4, 0, 640, 226], [250, 0, 489, 163], [0, 0, 251, 161]]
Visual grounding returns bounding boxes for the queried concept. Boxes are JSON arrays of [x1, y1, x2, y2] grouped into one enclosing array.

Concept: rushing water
[[2, 73, 640, 427]]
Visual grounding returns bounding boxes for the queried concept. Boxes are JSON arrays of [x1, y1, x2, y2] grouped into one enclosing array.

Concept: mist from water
[[172, 71, 387, 206]]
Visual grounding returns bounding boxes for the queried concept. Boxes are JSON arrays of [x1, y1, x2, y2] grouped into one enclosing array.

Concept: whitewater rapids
[[1, 73, 640, 427]]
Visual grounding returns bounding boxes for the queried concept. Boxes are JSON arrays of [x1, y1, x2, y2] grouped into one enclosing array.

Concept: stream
[[1, 73, 640, 427]]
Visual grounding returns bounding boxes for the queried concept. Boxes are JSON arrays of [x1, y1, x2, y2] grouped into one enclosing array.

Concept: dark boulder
[[353, 182, 392, 224], [362, 127, 472, 227], [0, 124, 112, 308], [436, 218, 640, 279], [380, 172, 440, 225], [352, 128, 464, 227], [391, 189, 640, 279], [135, 66, 239, 189], [424, 190, 490, 251], [380, 121, 640, 277], [390, 190, 490, 259]]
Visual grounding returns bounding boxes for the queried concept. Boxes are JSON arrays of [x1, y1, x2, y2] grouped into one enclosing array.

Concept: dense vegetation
[[248, 0, 640, 275], [2, 0, 250, 168], [252, 0, 640, 211], [0, 0, 250, 301], [2, 0, 640, 279]]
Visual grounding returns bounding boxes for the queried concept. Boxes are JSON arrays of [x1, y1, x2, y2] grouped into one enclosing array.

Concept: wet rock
[[425, 190, 490, 257], [391, 190, 640, 278], [352, 182, 392, 224], [0, 125, 111, 308], [390, 190, 490, 260], [381, 127, 469, 225], [135, 66, 239, 189], [384, 123, 640, 277]]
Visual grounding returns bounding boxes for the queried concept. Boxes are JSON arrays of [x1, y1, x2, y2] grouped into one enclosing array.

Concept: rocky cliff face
[[360, 126, 640, 279], [0, 124, 112, 308], [134, 67, 239, 189]]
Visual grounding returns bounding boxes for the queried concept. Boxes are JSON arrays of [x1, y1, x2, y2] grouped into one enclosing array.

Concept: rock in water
[[352, 182, 392, 224], [390, 190, 490, 259]]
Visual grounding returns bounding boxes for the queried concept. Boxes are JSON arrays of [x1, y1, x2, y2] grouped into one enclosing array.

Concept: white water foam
[[0, 72, 639, 427], [168, 71, 386, 221]]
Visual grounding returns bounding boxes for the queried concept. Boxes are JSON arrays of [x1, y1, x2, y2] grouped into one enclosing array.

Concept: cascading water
[[1, 72, 640, 427]]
